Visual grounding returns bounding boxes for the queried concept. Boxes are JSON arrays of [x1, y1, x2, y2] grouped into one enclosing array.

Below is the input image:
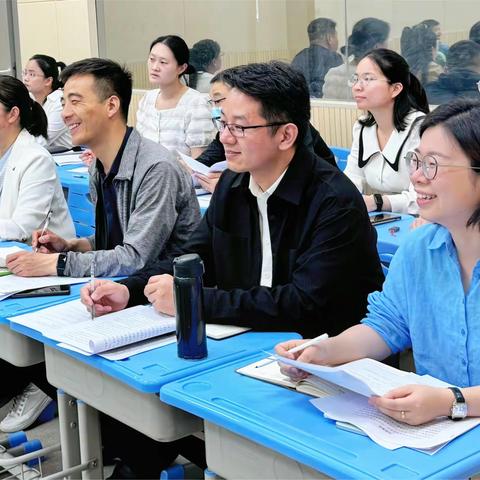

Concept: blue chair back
[[379, 252, 394, 276], [330, 146, 350, 171]]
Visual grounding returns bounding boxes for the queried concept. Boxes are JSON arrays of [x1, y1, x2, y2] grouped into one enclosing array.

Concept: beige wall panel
[[56, 0, 97, 63], [18, 1, 60, 64]]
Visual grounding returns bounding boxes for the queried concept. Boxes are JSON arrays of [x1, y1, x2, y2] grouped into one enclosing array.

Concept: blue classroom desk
[[374, 214, 416, 255], [10, 311, 300, 441], [161, 352, 480, 479], [0, 241, 85, 366]]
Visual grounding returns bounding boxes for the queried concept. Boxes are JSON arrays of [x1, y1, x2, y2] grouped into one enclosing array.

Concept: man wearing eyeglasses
[[81, 61, 384, 339]]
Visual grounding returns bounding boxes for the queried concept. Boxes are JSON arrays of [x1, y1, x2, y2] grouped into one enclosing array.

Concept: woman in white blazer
[[0, 75, 75, 242], [22, 54, 72, 150]]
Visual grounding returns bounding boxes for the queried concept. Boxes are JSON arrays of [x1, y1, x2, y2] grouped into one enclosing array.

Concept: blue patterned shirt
[[362, 224, 480, 388]]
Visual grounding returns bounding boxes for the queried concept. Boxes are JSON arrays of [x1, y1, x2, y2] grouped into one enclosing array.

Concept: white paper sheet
[[0, 246, 24, 267], [312, 392, 480, 452], [68, 166, 89, 173], [53, 153, 83, 165], [0, 275, 86, 296]]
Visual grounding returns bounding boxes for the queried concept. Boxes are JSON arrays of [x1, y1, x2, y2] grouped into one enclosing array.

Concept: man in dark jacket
[[291, 18, 343, 98], [426, 40, 480, 105], [81, 61, 383, 340]]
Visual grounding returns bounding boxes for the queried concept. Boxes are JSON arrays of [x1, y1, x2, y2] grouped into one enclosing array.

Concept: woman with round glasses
[[344, 48, 429, 214], [136, 35, 215, 158], [22, 54, 72, 150], [0, 75, 74, 241], [276, 98, 480, 426]]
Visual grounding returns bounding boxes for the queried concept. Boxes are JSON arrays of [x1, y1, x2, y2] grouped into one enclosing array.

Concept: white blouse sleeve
[[184, 95, 216, 149]]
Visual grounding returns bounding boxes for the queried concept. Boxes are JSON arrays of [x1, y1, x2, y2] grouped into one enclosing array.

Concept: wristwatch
[[448, 386, 467, 420], [373, 193, 383, 212], [56, 253, 68, 277]]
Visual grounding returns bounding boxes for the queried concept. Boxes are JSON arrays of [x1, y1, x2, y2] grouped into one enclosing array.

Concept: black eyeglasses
[[406, 151, 480, 180], [207, 97, 226, 107], [216, 119, 287, 138]]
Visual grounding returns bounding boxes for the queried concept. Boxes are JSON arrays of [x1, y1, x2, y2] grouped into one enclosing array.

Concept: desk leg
[[77, 400, 103, 480], [58, 390, 81, 479]]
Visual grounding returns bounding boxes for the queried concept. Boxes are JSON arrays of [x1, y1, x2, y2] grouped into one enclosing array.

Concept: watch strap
[[373, 193, 383, 212], [56, 253, 68, 277], [448, 386, 466, 420]]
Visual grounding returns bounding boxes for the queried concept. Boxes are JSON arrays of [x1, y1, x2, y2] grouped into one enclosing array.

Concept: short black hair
[[190, 39, 221, 72], [470, 21, 480, 45], [359, 49, 429, 131], [30, 54, 66, 91], [219, 61, 310, 145], [307, 18, 336, 43], [345, 17, 390, 61], [60, 58, 132, 122], [420, 98, 480, 228], [446, 40, 480, 70]]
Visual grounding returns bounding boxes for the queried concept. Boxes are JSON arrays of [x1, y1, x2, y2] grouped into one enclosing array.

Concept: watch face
[[452, 402, 468, 418]]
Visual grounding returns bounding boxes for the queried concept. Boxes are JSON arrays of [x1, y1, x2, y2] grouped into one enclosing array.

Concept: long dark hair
[[359, 48, 429, 131], [0, 75, 48, 138], [149, 35, 195, 77], [420, 99, 480, 228], [30, 54, 66, 92], [401, 24, 437, 85]]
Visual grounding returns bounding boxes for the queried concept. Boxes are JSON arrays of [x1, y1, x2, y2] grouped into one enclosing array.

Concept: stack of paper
[[0, 246, 24, 267], [53, 153, 83, 166], [276, 356, 480, 453]]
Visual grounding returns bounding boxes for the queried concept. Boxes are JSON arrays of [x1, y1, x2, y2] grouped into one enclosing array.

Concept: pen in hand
[[258, 333, 329, 367], [34, 210, 53, 253], [90, 259, 96, 320]]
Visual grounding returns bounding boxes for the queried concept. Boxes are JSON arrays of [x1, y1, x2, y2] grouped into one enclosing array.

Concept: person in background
[[401, 23, 443, 85], [291, 17, 342, 98], [0, 75, 74, 243], [323, 17, 390, 101], [344, 49, 429, 214], [470, 21, 480, 45], [136, 34, 215, 158], [425, 40, 480, 105], [276, 98, 480, 427], [22, 54, 72, 150], [420, 19, 448, 66], [195, 72, 337, 193], [81, 61, 384, 341], [0, 74, 74, 433], [189, 39, 222, 93], [6, 58, 200, 279]]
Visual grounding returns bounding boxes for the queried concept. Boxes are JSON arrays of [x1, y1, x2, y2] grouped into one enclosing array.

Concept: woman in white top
[[0, 75, 75, 241], [136, 35, 215, 158], [344, 49, 430, 213], [22, 54, 72, 150]]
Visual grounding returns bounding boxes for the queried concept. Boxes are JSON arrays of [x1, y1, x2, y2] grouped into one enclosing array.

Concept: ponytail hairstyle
[[149, 35, 195, 78], [189, 39, 221, 89], [0, 75, 48, 138], [30, 54, 66, 92], [400, 24, 438, 85], [359, 48, 430, 131]]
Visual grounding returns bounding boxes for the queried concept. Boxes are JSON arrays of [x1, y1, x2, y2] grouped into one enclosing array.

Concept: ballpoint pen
[[90, 259, 96, 320], [256, 333, 329, 367], [34, 210, 52, 253]]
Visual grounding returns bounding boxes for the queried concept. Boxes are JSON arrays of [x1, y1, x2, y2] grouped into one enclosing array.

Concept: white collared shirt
[[344, 111, 424, 214], [249, 169, 288, 287]]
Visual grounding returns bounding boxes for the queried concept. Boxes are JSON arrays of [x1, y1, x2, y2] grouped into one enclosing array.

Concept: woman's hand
[[369, 384, 453, 425]]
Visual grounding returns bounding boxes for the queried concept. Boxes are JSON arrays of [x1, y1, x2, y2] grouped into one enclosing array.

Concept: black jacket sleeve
[[195, 133, 225, 167]]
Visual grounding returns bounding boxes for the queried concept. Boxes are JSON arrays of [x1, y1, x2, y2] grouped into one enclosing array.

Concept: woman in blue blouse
[[276, 98, 480, 426]]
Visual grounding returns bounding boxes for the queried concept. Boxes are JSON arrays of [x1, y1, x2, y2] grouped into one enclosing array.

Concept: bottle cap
[[173, 253, 204, 278]]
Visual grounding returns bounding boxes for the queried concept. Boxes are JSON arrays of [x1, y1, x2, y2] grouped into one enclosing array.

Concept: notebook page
[[49, 305, 175, 353], [0, 246, 24, 267]]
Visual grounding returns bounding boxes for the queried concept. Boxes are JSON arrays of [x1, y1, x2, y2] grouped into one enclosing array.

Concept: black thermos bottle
[[173, 253, 208, 359]]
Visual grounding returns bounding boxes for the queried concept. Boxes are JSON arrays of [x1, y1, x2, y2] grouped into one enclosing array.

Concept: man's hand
[[194, 172, 221, 193], [32, 229, 69, 254], [144, 274, 175, 316], [80, 149, 96, 166], [369, 384, 453, 425], [80, 280, 130, 316], [6, 251, 59, 276]]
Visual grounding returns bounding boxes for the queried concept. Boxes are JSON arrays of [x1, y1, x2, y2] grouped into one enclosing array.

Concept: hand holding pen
[[34, 211, 52, 253]]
